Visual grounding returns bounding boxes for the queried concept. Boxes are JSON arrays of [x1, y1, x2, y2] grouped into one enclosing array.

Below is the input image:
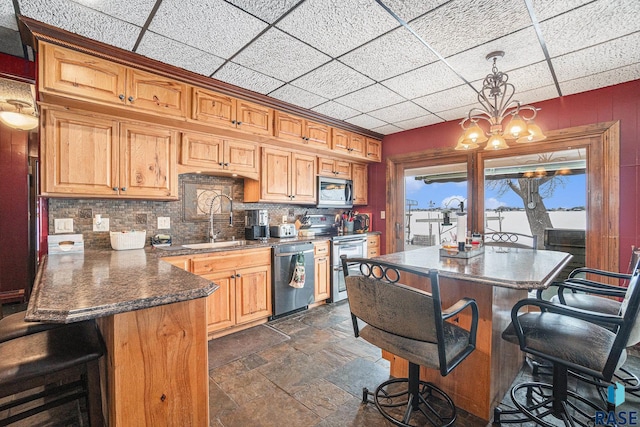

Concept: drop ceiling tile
[[393, 114, 443, 130], [437, 104, 477, 122], [345, 114, 387, 130], [136, 32, 225, 76], [409, 0, 532, 57], [372, 123, 403, 135], [0, 77, 33, 107], [19, 0, 141, 50], [234, 28, 331, 82], [530, 0, 593, 21], [560, 63, 640, 96], [512, 84, 559, 106], [334, 84, 405, 112], [413, 85, 478, 114], [340, 26, 439, 81], [540, 0, 640, 57], [381, 61, 462, 99], [311, 101, 361, 120], [377, 0, 451, 22], [290, 61, 374, 99], [0, 0, 17, 30], [368, 101, 430, 123], [269, 84, 327, 109], [149, 0, 267, 58], [503, 62, 556, 94], [446, 27, 546, 83], [72, 0, 157, 26], [552, 32, 640, 82], [0, 27, 23, 57], [276, 0, 398, 58], [213, 62, 284, 95], [225, 0, 300, 23]]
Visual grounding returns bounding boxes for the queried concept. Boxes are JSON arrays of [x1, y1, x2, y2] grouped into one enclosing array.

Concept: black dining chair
[[494, 259, 640, 426], [341, 255, 478, 427], [483, 232, 538, 249]]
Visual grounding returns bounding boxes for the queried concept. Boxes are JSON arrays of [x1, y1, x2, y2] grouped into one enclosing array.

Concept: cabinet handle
[[121, 187, 127, 191], [219, 162, 224, 166], [112, 187, 118, 191], [224, 163, 229, 167], [291, 195, 295, 199], [237, 121, 242, 125], [231, 120, 236, 124], [235, 273, 241, 278], [127, 96, 134, 103], [118, 94, 125, 101]]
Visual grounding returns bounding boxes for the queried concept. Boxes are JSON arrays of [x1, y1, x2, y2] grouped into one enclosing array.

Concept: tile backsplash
[[48, 174, 339, 249]]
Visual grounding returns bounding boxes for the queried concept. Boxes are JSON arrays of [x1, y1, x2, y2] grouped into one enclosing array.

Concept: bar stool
[[0, 320, 105, 426], [341, 256, 478, 427]]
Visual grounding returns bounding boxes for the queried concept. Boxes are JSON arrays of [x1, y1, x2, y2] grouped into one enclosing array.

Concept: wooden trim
[[386, 121, 620, 275], [18, 16, 383, 139]]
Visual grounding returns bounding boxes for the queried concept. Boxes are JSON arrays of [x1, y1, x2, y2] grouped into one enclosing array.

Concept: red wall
[[369, 79, 640, 264]]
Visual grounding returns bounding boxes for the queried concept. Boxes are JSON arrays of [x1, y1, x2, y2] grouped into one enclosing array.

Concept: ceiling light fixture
[[455, 51, 546, 151], [0, 100, 39, 131]]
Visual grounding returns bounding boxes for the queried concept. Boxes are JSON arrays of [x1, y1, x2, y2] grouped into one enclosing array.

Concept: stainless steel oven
[[331, 235, 367, 302]]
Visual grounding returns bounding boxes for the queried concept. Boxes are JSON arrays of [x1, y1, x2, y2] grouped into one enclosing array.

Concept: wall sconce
[[0, 100, 39, 131]]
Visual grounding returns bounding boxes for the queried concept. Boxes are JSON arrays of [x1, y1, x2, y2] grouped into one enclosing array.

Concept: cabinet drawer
[[314, 241, 330, 256], [191, 248, 270, 275], [368, 248, 379, 258], [367, 235, 380, 247]]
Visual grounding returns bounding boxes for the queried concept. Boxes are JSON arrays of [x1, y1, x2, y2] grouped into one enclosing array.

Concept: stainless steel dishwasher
[[272, 241, 315, 319]]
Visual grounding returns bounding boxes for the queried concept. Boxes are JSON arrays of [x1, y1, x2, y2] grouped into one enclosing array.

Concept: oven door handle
[[275, 249, 314, 257], [333, 239, 366, 246]]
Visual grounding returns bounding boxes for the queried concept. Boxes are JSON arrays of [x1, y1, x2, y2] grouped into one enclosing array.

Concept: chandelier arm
[[460, 110, 493, 129]]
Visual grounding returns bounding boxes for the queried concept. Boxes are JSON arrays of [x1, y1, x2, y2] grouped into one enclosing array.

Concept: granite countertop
[[26, 249, 218, 323], [372, 246, 572, 289]]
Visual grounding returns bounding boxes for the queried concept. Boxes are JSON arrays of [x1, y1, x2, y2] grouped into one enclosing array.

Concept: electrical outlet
[[54, 218, 73, 233], [93, 217, 109, 232], [157, 217, 171, 229], [380, 211, 386, 220], [282, 215, 287, 224]]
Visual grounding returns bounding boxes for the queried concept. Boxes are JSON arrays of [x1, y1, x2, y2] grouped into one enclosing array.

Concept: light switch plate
[[157, 217, 171, 229], [54, 218, 74, 233], [380, 211, 386, 219], [93, 217, 109, 232]]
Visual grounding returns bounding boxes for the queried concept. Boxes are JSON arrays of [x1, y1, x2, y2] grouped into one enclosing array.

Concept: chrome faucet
[[209, 193, 233, 243]]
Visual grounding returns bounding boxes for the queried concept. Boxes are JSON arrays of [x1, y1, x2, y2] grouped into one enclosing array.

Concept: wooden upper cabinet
[[349, 134, 366, 157], [366, 138, 382, 162], [318, 157, 351, 179], [42, 108, 119, 197], [192, 88, 273, 136], [352, 162, 368, 205], [332, 128, 350, 153], [291, 152, 317, 203], [181, 132, 258, 178], [331, 128, 367, 159], [119, 122, 178, 199], [39, 42, 188, 118], [275, 112, 331, 149]]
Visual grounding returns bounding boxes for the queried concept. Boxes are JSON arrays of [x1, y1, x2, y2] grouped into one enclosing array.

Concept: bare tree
[[486, 175, 568, 248]]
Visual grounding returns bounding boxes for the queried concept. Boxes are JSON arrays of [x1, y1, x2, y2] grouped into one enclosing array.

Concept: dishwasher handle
[[274, 248, 314, 257]]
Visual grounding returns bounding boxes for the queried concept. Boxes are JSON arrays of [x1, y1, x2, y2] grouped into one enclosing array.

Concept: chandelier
[[0, 99, 39, 131], [455, 51, 546, 151]]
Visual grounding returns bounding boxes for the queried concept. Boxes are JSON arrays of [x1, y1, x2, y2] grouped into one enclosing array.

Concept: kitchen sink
[[182, 240, 247, 250]]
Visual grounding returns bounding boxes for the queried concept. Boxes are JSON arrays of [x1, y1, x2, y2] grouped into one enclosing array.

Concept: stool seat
[[0, 311, 63, 344], [550, 293, 621, 315]]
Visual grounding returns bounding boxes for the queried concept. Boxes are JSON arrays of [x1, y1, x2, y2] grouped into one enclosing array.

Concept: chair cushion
[[360, 322, 471, 370], [550, 293, 620, 315], [0, 321, 104, 387], [502, 312, 625, 375], [0, 311, 64, 343]]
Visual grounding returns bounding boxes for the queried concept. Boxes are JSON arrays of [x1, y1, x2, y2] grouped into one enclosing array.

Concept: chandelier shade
[[456, 51, 546, 151], [0, 100, 39, 131]]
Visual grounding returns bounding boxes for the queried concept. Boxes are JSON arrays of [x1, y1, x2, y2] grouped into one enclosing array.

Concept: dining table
[[370, 245, 573, 421]]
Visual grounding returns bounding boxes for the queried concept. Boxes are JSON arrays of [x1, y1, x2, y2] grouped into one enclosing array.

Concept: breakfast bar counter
[[26, 249, 218, 426], [371, 246, 572, 421]]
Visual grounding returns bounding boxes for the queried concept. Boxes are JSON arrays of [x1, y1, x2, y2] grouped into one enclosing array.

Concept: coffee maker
[[245, 209, 270, 240]]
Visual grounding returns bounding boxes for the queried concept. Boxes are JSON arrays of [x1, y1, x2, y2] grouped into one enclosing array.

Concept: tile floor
[[207, 301, 640, 427]]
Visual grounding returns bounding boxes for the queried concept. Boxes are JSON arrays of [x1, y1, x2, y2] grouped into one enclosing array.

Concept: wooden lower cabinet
[[171, 247, 272, 337], [367, 234, 380, 258], [314, 241, 331, 302]]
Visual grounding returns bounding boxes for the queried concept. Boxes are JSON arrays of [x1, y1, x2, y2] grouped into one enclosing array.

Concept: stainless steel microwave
[[317, 176, 353, 208]]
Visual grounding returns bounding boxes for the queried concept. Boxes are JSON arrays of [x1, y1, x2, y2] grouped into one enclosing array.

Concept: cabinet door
[[317, 157, 336, 177], [349, 134, 366, 157], [333, 160, 352, 179], [260, 147, 292, 202], [367, 235, 380, 257], [237, 100, 273, 136], [274, 111, 305, 143], [42, 109, 119, 196], [225, 140, 259, 175], [366, 138, 382, 162], [290, 152, 317, 204], [306, 121, 331, 149], [126, 68, 188, 118], [191, 88, 236, 128], [180, 132, 224, 170], [235, 265, 271, 325], [40, 42, 127, 105], [314, 256, 330, 302], [162, 256, 191, 271], [119, 122, 178, 199], [332, 128, 350, 154], [204, 271, 236, 333], [352, 163, 368, 205]]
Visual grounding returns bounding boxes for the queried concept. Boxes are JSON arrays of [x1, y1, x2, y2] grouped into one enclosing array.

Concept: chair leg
[[85, 359, 104, 427]]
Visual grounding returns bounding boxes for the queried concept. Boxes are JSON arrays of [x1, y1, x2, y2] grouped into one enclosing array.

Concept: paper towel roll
[[456, 214, 467, 243]]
